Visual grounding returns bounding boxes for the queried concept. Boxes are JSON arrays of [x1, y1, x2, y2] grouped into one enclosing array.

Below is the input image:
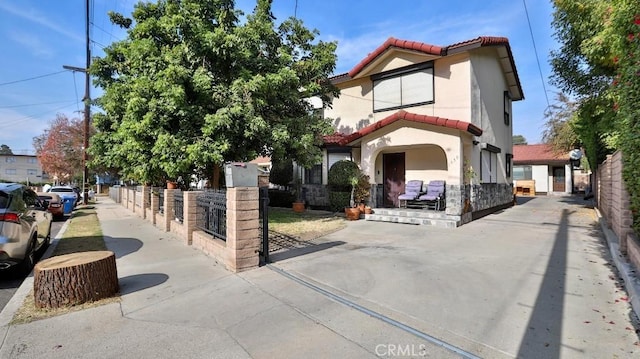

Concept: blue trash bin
[[62, 196, 75, 214]]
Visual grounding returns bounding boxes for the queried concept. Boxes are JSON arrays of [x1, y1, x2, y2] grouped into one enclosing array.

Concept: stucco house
[[512, 143, 588, 195], [0, 154, 48, 184], [301, 36, 524, 223]]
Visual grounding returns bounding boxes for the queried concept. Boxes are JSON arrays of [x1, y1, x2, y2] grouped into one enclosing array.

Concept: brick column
[[163, 189, 175, 232], [150, 188, 159, 225], [183, 191, 201, 245], [225, 187, 260, 272]]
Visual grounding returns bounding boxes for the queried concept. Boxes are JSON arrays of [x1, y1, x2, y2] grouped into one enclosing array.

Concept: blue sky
[[0, 0, 558, 154]]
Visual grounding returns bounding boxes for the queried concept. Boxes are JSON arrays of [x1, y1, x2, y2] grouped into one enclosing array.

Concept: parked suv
[[0, 183, 52, 273]]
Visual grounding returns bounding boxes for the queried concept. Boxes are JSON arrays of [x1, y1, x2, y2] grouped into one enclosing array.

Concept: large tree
[[0, 144, 12, 155], [542, 92, 578, 152], [90, 0, 338, 186], [551, 0, 640, 230], [33, 114, 86, 183]]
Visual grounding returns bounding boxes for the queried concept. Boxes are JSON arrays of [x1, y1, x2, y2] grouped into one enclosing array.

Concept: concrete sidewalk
[[0, 199, 458, 359], [0, 196, 638, 358]]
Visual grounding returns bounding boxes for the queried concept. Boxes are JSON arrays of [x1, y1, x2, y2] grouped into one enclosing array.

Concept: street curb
[[594, 207, 640, 319], [0, 215, 73, 329]]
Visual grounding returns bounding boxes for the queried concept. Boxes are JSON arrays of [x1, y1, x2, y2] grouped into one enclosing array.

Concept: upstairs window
[[504, 91, 512, 126], [372, 62, 434, 112]]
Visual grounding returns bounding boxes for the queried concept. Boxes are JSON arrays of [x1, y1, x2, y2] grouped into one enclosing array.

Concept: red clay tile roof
[[335, 110, 482, 145], [347, 37, 444, 78], [323, 132, 348, 145], [512, 144, 569, 164], [446, 36, 510, 50], [249, 156, 271, 164]]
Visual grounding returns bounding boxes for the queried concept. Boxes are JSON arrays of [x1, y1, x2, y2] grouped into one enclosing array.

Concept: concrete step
[[364, 210, 461, 228]]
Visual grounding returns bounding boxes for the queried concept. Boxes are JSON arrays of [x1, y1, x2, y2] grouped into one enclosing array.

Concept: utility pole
[[63, 0, 90, 204]]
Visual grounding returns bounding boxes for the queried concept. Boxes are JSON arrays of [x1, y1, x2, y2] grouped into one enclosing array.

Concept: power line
[[0, 100, 76, 109], [0, 70, 69, 87], [522, 0, 550, 109]]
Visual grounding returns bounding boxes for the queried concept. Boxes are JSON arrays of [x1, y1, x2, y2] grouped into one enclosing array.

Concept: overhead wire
[[0, 70, 70, 87], [522, 0, 550, 109], [0, 100, 76, 109]]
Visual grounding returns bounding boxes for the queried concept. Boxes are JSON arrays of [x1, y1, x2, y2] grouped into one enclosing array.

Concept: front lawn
[[268, 207, 346, 241]]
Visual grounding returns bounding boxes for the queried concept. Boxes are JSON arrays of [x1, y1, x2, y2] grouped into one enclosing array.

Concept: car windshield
[[50, 188, 73, 193]]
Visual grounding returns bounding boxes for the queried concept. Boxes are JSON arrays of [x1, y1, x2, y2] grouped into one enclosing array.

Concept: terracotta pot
[[357, 203, 365, 213], [167, 181, 178, 189], [345, 207, 361, 220], [292, 202, 305, 213], [364, 207, 373, 215]]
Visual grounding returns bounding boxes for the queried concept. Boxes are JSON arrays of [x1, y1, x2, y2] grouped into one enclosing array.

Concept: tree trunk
[[33, 251, 119, 309]]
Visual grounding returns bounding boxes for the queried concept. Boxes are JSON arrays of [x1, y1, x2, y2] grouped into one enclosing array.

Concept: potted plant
[[354, 174, 371, 214], [344, 175, 361, 220], [292, 167, 305, 213]]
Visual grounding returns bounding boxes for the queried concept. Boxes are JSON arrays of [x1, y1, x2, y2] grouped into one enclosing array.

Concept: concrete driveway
[[254, 196, 639, 358]]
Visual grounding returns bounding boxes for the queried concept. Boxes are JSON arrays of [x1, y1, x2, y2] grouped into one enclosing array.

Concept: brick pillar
[[183, 191, 201, 245], [131, 188, 136, 214], [226, 187, 260, 272], [163, 189, 175, 232], [150, 189, 159, 225]]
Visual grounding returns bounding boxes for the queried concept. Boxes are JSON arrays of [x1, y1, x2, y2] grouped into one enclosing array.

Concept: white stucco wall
[[532, 165, 549, 193], [359, 122, 462, 185], [469, 48, 514, 185], [324, 52, 472, 134]]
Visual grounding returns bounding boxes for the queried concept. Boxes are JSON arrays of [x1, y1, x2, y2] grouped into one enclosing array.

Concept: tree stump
[[33, 251, 119, 309]]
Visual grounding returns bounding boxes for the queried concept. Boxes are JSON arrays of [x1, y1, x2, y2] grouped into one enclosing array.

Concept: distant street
[[0, 218, 66, 312]]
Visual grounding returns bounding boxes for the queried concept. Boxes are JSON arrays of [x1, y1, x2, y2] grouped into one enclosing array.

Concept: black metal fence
[[259, 187, 270, 263], [158, 189, 165, 214], [174, 190, 184, 222], [196, 189, 227, 240]]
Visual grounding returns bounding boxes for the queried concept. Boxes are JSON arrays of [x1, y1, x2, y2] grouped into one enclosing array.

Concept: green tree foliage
[[551, 0, 640, 230], [90, 0, 338, 186], [0, 144, 12, 155], [542, 92, 579, 152], [512, 135, 527, 145], [269, 159, 293, 187]]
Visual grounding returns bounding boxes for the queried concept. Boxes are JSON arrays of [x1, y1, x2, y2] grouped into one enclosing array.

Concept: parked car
[[0, 183, 52, 273], [47, 186, 78, 214], [36, 192, 64, 220]]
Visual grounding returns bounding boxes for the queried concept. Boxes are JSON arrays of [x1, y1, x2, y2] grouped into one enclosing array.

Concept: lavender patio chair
[[398, 180, 423, 208], [417, 180, 446, 210]]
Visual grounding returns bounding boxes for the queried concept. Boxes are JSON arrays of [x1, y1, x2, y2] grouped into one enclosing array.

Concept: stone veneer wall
[[301, 184, 329, 208], [446, 183, 513, 216]]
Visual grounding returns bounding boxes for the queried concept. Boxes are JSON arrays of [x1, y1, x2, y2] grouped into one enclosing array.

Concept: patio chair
[[417, 180, 446, 210], [398, 180, 423, 208]]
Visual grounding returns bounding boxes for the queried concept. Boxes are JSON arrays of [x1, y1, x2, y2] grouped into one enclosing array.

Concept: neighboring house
[[301, 36, 524, 220], [512, 143, 587, 195], [0, 154, 48, 184]]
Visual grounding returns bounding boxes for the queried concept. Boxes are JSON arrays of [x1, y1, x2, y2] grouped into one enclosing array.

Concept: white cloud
[[327, 4, 522, 73], [0, 2, 83, 43]]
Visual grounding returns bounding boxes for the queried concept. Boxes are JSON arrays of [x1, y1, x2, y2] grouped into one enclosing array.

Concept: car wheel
[[20, 238, 36, 276]]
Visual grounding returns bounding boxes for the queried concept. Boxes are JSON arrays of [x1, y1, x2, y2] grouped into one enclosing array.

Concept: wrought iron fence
[[258, 187, 270, 263], [196, 189, 226, 240], [158, 189, 165, 214], [174, 190, 184, 222]]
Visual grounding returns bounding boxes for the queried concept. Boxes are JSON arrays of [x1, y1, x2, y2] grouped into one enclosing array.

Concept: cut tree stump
[[33, 251, 119, 309]]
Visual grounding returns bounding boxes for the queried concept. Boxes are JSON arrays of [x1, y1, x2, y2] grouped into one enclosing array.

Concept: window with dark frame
[[372, 62, 434, 112], [304, 164, 322, 185], [504, 91, 511, 126], [505, 153, 512, 178]]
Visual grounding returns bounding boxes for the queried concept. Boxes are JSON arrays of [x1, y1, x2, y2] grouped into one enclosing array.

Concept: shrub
[[269, 159, 293, 187], [268, 189, 296, 208], [329, 191, 351, 212], [328, 160, 360, 192]]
